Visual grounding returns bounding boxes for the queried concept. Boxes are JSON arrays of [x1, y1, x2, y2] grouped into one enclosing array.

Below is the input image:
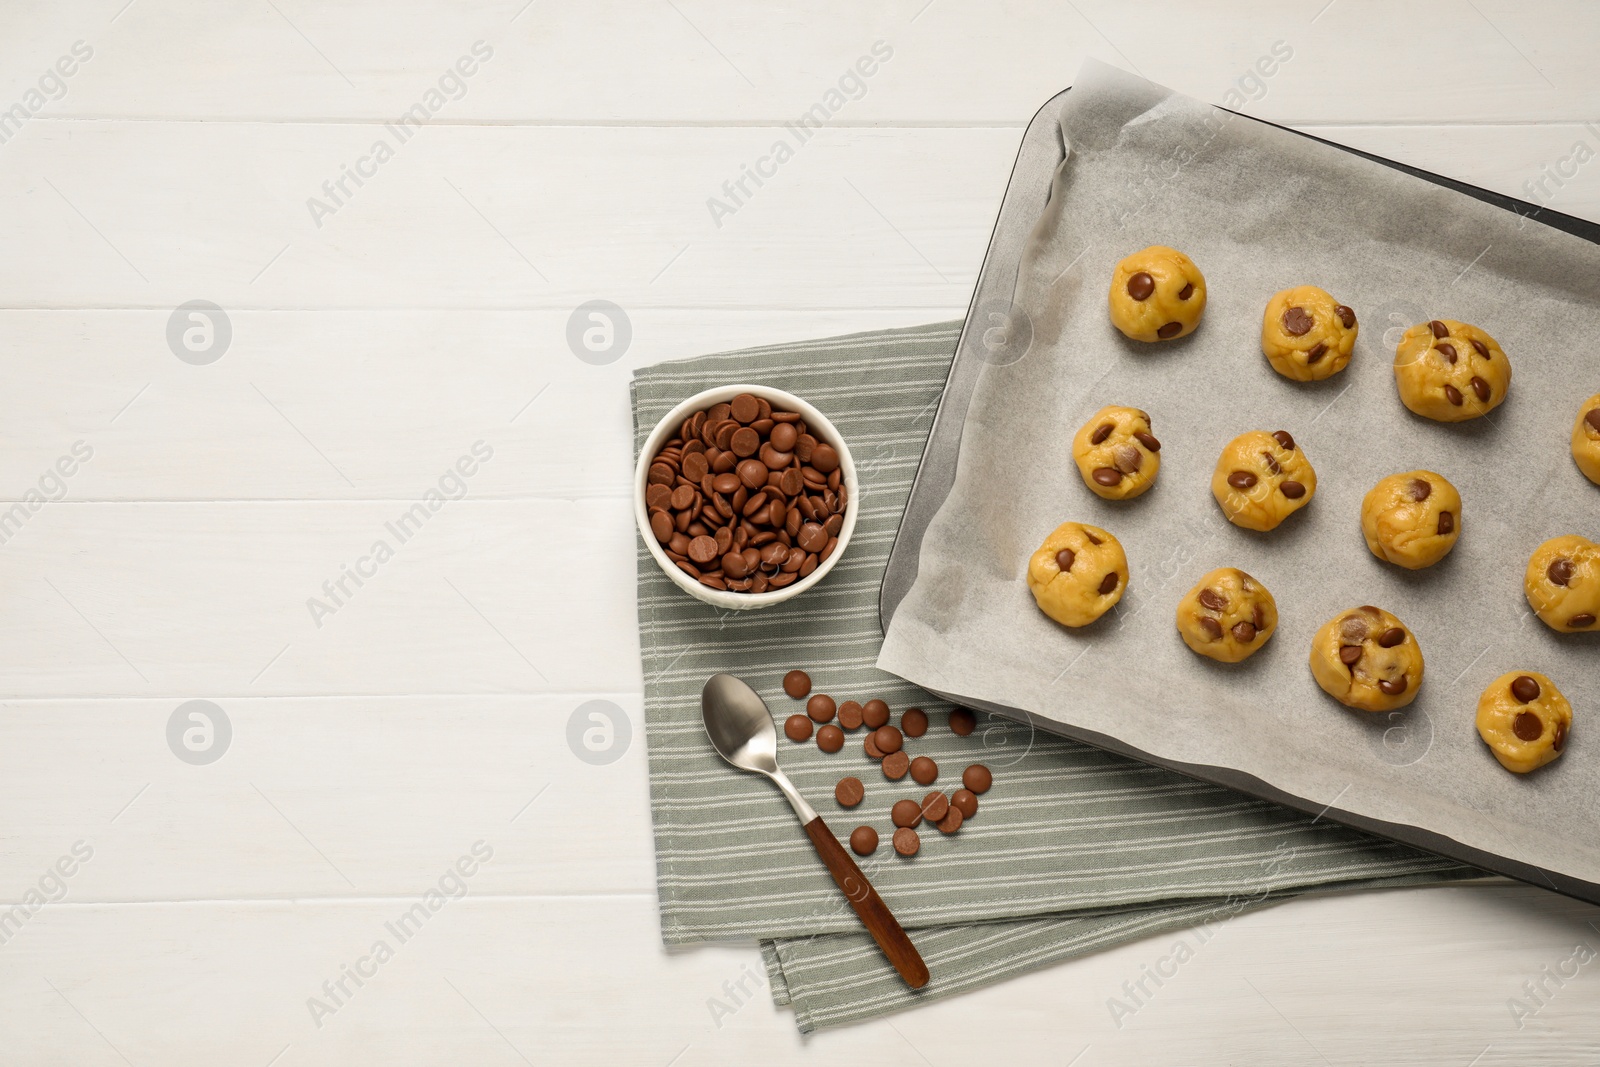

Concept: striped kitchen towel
[[632, 321, 1481, 1031]]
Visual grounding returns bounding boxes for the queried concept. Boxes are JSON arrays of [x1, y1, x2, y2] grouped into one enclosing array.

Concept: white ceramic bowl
[[634, 384, 858, 610]]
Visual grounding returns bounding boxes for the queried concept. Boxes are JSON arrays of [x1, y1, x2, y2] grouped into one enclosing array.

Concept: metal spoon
[[701, 673, 928, 989]]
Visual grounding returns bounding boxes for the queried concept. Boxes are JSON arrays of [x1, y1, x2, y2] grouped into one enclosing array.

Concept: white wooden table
[[2, 2, 1597, 1063]]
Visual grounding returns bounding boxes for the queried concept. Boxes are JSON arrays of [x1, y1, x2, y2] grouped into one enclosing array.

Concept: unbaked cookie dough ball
[[1309, 606, 1423, 712], [1260, 285, 1358, 382], [1175, 567, 1277, 662], [1210, 429, 1315, 532], [1476, 671, 1572, 774], [1026, 522, 1128, 627], [1360, 471, 1461, 570], [1524, 534, 1600, 633], [1571, 393, 1600, 485], [1394, 319, 1511, 422], [1107, 246, 1206, 343], [1072, 405, 1162, 499]]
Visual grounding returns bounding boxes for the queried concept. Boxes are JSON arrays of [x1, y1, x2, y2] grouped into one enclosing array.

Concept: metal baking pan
[[879, 86, 1600, 906]]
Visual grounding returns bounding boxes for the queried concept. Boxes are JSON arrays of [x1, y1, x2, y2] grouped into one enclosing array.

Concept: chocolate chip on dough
[[1126, 272, 1155, 300], [1282, 306, 1313, 336], [1510, 676, 1541, 704]]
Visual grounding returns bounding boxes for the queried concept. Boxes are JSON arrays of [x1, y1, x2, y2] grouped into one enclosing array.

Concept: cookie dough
[[1309, 606, 1423, 712], [1394, 319, 1511, 422], [1360, 470, 1462, 569], [1175, 568, 1277, 662], [1026, 522, 1128, 627], [1260, 285, 1358, 382], [1572, 393, 1600, 485], [1210, 429, 1316, 531], [1072, 406, 1162, 499], [1524, 534, 1600, 633], [1476, 671, 1572, 774], [1107, 246, 1206, 342]]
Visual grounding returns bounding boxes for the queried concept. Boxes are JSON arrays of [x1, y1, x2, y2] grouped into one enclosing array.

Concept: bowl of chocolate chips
[[635, 385, 857, 609]]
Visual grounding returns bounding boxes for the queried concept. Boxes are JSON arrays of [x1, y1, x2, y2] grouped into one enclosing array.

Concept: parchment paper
[[880, 61, 1600, 890]]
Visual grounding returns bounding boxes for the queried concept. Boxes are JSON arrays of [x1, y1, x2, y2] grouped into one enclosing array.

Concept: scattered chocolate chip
[[1471, 338, 1490, 358], [1178, 282, 1195, 300], [807, 693, 837, 723], [1127, 272, 1155, 300], [874, 725, 903, 755], [1340, 645, 1363, 666], [1232, 621, 1257, 643], [1262, 451, 1282, 475], [951, 789, 979, 819], [1228, 470, 1258, 489], [838, 701, 864, 730], [1444, 384, 1464, 406], [1436, 342, 1457, 364], [850, 825, 878, 855], [1554, 721, 1568, 751], [963, 764, 993, 794], [1092, 467, 1123, 486], [1378, 675, 1408, 696], [1198, 588, 1228, 611], [1157, 321, 1183, 339], [1548, 559, 1575, 586], [1378, 627, 1405, 648], [882, 750, 910, 780], [817, 725, 844, 753], [1084, 530, 1104, 546], [892, 799, 923, 829], [921, 791, 950, 822], [1056, 548, 1076, 572], [1510, 676, 1541, 704], [1271, 430, 1296, 451], [892, 827, 919, 856], [1134, 430, 1161, 452], [1307, 342, 1328, 363], [910, 756, 939, 786], [785, 714, 813, 742], [936, 806, 964, 834], [949, 708, 976, 736], [1512, 711, 1543, 742], [1571, 614, 1597, 628], [1198, 616, 1223, 640], [1470, 376, 1490, 403], [1335, 305, 1356, 328], [1429, 320, 1449, 339], [1408, 478, 1431, 502], [1280, 480, 1307, 499], [863, 699, 891, 730], [1282, 306, 1313, 336], [902, 708, 928, 738], [1091, 422, 1114, 445], [1098, 572, 1120, 595], [863, 732, 884, 760], [1113, 445, 1142, 474], [836, 777, 865, 807], [1437, 512, 1455, 535]]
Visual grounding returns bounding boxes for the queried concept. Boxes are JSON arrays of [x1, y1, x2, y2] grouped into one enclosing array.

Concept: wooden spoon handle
[[803, 814, 929, 989]]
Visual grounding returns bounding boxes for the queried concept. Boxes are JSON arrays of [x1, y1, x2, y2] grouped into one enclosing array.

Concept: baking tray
[[880, 86, 1600, 906]]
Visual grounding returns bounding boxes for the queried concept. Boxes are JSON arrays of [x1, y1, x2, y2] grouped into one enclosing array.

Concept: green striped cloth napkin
[[632, 322, 1480, 1032]]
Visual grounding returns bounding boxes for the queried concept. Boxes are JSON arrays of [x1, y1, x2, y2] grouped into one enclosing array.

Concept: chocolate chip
[[1443, 384, 1464, 406], [1232, 621, 1257, 643], [1056, 548, 1076, 572], [1133, 430, 1161, 452], [1335, 305, 1356, 328], [1436, 342, 1457, 364], [730, 426, 761, 457], [1471, 338, 1490, 358], [1307, 342, 1328, 363], [1098, 572, 1119, 595], [1262, 451, 1282, 475], [962, 764, 993, 794], [882, 750, 910, 780], [951, 789, 979, 819], [1280, 480, 1307, 499], [850, 825, 878, 855], [1378, 675, 1408, 696], [1271, 431, 1296, 451], [1198, 588, 1227, 611], [948, 708, 976, 736], [1429, 320, 1449, 339], [1470, 376, 1490, 403], [811, 444, 840, 474], [1571, 614, 1597, 628], [1409, 478, 1431, 502], [817, 725, 844, 753], [1227, 470, 1258, 489], [1548, 559, 1575, 586], [1092, 467, 1123, 486], [892, 799, 923, 829], [863, 732, 883, 760], [921, 791, 950, 822], [910, 756, 938, 786], [1178, 282, 1195, 300], [936, 806, 964, 835], [1282, 306, 1313, 336], [1437, 511, 1454, 535], [1198, 616, 1223, 639], [1339, 645, 1363, 666], [1377, 627, 1405, 648], [874, 726, 904, 755], [835, 776, 864, 807], [1253, 603, 1266, 629], [649, 510, 674, 542], [1090, 422, 1114, 445], [838, 701, 864, 730], [1554, 721, 1568, 751], [1510, 676, 1541, 704], [1127, 272, 1155, 300], [863, 699, 890, 729], [785, 715, 812, 742], [1084, 530, 1103, 546], [688, 535, 718, 563], [1113, 445, 1142, 474], [892, 827, 920, 856], [1512, 711, 1543, 742], [807, 694, 836, 723], [770, 422, 798, 452], [1157, 321, 1183, 339], [1341, 616, 1368, 642], [782, 670, 811, 698], [1587, 409, 1600, 433], [798, 522, 828, 553], [902, 708, 928, 737]]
